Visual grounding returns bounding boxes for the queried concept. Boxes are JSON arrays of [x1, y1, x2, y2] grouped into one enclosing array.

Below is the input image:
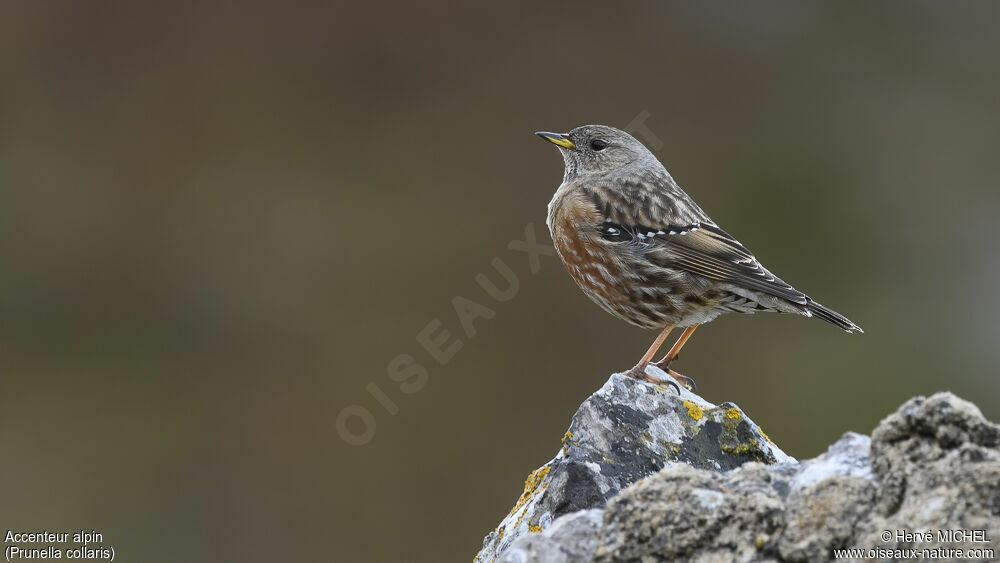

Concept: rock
[[476, 372, 793, 563], [478, 383, 1000, 563], [858, 393, 1000, 556], [597, 462, 788, 562], [497, 509, 604, 563]]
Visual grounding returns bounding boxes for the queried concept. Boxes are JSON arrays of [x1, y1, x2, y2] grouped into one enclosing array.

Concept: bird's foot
[[652, 358, 697, 392], [654, 352, 679, 367], [665, 368, 696, 392], [652, 356, 672, 371], [624, 363, 681, 394]]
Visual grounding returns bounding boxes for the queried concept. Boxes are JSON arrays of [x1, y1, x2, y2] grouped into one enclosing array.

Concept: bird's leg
[[653, 325, 699, 391], [624, 325, 680, 393], [654, 325, 699, 369]]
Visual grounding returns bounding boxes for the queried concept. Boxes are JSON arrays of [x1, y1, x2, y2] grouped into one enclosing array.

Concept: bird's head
[[536, 124, 654, 182]]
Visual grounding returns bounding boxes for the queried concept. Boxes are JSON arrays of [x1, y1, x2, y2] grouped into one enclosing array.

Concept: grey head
[[536, 124, 660, 183]]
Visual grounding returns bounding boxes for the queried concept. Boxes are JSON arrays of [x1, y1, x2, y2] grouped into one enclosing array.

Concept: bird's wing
[[599, 220, 809, 305], [585, 170, 713, 231]]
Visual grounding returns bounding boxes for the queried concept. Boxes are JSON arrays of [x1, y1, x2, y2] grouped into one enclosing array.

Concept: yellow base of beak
[[536, 132, 575, 149]]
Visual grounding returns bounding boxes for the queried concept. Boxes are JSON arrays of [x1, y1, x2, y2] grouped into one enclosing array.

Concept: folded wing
[[598, 220, 809, 305]]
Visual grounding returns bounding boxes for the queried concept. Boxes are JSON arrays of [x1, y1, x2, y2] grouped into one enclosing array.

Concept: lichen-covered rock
[[483, 391, 1000, 563], [476, 372, 792, 562], [596, 463, 787, 562], [856, 393, 1000, 557], [496, 509, 604, 563], [777, 475, 876, 561]]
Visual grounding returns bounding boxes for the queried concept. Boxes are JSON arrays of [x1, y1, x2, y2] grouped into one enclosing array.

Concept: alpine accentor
[[538, 124, 861, 391]]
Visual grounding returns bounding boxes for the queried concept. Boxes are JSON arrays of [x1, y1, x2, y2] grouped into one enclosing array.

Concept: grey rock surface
[[479, 383, 1000, 563], [496, 509, 604, 563], [477, 372, 793, 563]]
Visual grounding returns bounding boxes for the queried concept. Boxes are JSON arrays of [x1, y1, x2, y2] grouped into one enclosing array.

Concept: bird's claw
[[651, 358, 696, 392], [624, 365, 682, 395], [666, 369, 697, 392]]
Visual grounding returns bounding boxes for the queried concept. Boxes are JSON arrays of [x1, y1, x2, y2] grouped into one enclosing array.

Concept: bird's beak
[[535, 131, 575, 149]]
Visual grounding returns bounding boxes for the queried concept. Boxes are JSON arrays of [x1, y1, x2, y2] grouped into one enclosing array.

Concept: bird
[[537, 124, 862, 392]]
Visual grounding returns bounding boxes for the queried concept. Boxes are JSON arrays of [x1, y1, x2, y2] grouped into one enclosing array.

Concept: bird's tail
[[806, 300, 863, 333]]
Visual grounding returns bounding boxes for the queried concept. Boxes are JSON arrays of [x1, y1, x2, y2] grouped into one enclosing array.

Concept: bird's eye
[[590, 139, 608, 151]]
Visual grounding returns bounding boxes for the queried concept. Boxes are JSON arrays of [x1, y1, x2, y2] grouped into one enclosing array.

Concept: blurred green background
[[2, 2, 999, 561]]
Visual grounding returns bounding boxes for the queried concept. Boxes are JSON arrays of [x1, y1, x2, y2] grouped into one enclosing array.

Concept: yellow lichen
[[561, 431, 574, 454], [726, 407, 741, 419], [652, 383, 670, 393], [721, 442, 754, 456], [602, 452, 616, 465], [639, 430, 653, 445], [657, 439, 680, 455], [513, 477, 549, 531], [511, 465, 550, 514], [497, 527, 504, 541], [757, 425, 772, 444], [683, 400, 704, 421], [513, 506, 527, 530], [528, 524, 542, 533]]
